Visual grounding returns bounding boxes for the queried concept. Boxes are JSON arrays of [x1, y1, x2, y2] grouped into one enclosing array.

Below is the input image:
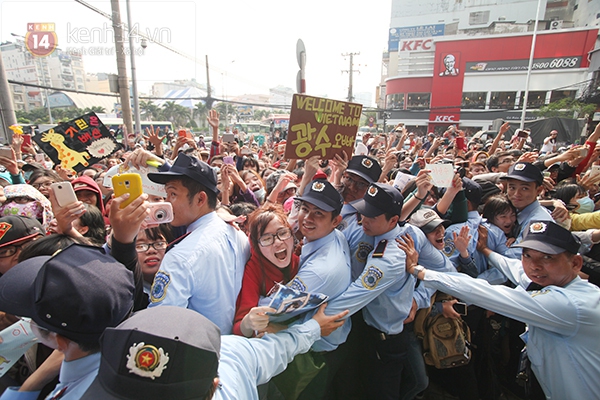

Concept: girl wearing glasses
[[135, 225, 174, 295], [233, 204, 299, 337]]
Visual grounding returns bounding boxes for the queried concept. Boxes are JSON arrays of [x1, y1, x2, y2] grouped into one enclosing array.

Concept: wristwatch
[[411, 265, 425, 278]]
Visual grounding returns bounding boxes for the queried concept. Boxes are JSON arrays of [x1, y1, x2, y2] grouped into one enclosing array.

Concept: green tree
[[140, 100, 161, 121], [83, 106, 106, 114], [215, 102, 237, 124], [535, 98, 596, 119], [193, 102, 208, 128]]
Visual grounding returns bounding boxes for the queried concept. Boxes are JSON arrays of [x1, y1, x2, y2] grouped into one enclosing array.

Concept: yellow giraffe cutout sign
[[41, 129, 90, 171]]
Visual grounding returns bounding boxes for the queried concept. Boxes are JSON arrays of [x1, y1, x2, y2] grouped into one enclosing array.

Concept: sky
[[0, 0, 392, 105]]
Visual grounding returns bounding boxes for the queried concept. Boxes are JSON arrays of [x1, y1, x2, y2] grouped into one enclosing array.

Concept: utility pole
[[126, 0, 141, 135], [205, 55, 213, 109], [0, 54, 17, 143], [110, 0, 134, 137], [342, 52, 360, 102]]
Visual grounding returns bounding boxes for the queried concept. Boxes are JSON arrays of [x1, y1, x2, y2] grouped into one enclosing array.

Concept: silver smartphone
[[51, 182, 78, 207]]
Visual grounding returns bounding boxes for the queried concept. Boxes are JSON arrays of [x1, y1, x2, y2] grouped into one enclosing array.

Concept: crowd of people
[[0, 112, 599, 400]]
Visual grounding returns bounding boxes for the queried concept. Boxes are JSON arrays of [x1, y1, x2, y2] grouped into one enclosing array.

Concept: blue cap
[[353, 183, 404, 218], [148, 153, 219, 194]]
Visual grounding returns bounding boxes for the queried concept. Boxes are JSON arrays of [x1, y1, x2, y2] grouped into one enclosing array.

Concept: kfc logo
[[400, 39, 433, 52], [432, 115, 458, 122], [440, 53, 460, 76]]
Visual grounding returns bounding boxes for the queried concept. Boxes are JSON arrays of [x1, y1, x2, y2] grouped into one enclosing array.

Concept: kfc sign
[[400, 38, 433, 52], [430, 114, 460, 123]]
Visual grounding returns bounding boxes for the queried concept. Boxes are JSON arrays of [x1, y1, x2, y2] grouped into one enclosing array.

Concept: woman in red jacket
[[233, 204, 299, 337]]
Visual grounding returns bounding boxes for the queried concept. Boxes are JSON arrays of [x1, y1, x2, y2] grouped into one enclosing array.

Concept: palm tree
[[162, 101, 179, 124], [140, 100, 160, 121], [193, 102, 207, 128], [83, 106, 106, 114], [215, 102, 236, 125]]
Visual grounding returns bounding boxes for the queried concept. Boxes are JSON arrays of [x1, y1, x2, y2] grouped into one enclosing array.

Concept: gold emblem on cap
[[514, 163, 526, 171], [361, 158, 373, 168], [312, 181, 325, 192], [126, 343, 170, 379], [367, 185, 378, 197], [529, 222, 547, 233]]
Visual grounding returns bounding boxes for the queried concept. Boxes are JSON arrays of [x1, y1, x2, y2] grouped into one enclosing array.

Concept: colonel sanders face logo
[[440, 54, 459, 76]]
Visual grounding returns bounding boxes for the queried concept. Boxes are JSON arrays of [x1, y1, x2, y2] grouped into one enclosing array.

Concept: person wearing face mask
[[554, 183, 600, 231], [0, 184, 53, 232], [241, 170, 266, 204]]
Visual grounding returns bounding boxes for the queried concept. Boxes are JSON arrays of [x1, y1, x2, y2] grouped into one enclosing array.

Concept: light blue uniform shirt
[[443, 211, 509, 284], [0, 353, 101, 400], [291, 229, 351, 352], [327, 224, 456, 335], [423, 253, 600, 400], [148, 211, 250, 335], [504, 200, 553, 259], [216, 319, 321, 400], [337, 202, 374, 280]]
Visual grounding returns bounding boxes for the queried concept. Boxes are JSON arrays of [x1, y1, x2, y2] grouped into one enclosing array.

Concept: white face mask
[[254, 188, 266, 203], [575, 196, 595, 214]]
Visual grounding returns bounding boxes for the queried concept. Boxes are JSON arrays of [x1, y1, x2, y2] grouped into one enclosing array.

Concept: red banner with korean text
[[33, 112, 119, 172], [284, 94, 362, 160]]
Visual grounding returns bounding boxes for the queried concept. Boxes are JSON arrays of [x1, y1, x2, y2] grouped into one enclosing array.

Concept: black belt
[[365, 324, 404, 341]]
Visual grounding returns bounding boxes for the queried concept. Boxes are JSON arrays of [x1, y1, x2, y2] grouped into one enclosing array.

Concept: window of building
[[490, 92, 517, 109], [406, 93, 430, 109], [462, 92, 486, 109], [520, 91, 547, 108], [386, 93, 405, 109], [550, 90, 576, 103], [469, 11, 490, 25]]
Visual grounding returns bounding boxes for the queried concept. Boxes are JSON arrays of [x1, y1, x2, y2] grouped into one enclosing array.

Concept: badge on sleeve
[[288, 277, 307, 292], [356, 242, 374, 263], [362, 266, 383, 290], [126, 342, 170, 379], [150, 270, 171, 303], [443, 237, 456, 257]]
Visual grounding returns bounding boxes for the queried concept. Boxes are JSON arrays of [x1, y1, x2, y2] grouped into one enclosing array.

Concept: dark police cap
[[148, 153, 219, 194], [295, 179, 343, 213], [0, 244, 134, 342], [345, 155, 382, 184], [462, 177, 482, 206], [81, 306, 220, 400], [353, 183, 404, 218], [501, 162, 544, 186], [514, 220, 581, 255]]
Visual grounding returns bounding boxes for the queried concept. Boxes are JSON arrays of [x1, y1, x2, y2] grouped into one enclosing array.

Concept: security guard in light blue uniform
[[416, 220, 600, 400], [336, 155, 382, 280], [327, 183, 452, 400], [147, 154, 250, 335]]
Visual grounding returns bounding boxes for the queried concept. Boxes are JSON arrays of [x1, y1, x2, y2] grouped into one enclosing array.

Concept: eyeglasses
[[342, 175, 369, 191], [135, 241, 168, 252], [31, 181, 54, 190], [0, 244, 23, 258], [258, 227, 293, 247]]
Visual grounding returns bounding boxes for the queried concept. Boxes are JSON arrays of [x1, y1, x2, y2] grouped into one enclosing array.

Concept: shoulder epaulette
[[372, 239, 387, 258]]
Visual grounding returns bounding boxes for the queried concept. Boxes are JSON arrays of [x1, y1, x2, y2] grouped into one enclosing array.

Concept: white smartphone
[[0, 147, 13, 158], [51, 182, 78, 207]]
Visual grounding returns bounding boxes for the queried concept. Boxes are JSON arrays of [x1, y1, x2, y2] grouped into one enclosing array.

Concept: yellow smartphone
[[112, 173, 143, 208]]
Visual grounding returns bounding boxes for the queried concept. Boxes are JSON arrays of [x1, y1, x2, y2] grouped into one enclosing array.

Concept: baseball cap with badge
[[409, 209, 450, 234], [514, 220, 581, 255], [353, 183, 403, 218], [0, 244, 134, 343], [81, 306, 220, 400], [501, 162, 544, 186], [345, 155, 382, 184], [0, 215, 44, 250], [148, 153, 219, 194], [295, 179, 343, 213]]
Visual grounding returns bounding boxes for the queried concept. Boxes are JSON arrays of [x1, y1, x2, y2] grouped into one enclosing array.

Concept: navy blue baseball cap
[[353, 183, 404, 218], [0, 244, 134, 342], [148, 153, 219, 194], [295, 179, 343, 213], [345, 155, 382, 183], [501, 162, 544, 186], [514, 220, 581, 255]]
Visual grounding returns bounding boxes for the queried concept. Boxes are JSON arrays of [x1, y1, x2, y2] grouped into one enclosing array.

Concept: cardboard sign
[[284, 94, 362, 160], [34, 112, 119, 172]]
